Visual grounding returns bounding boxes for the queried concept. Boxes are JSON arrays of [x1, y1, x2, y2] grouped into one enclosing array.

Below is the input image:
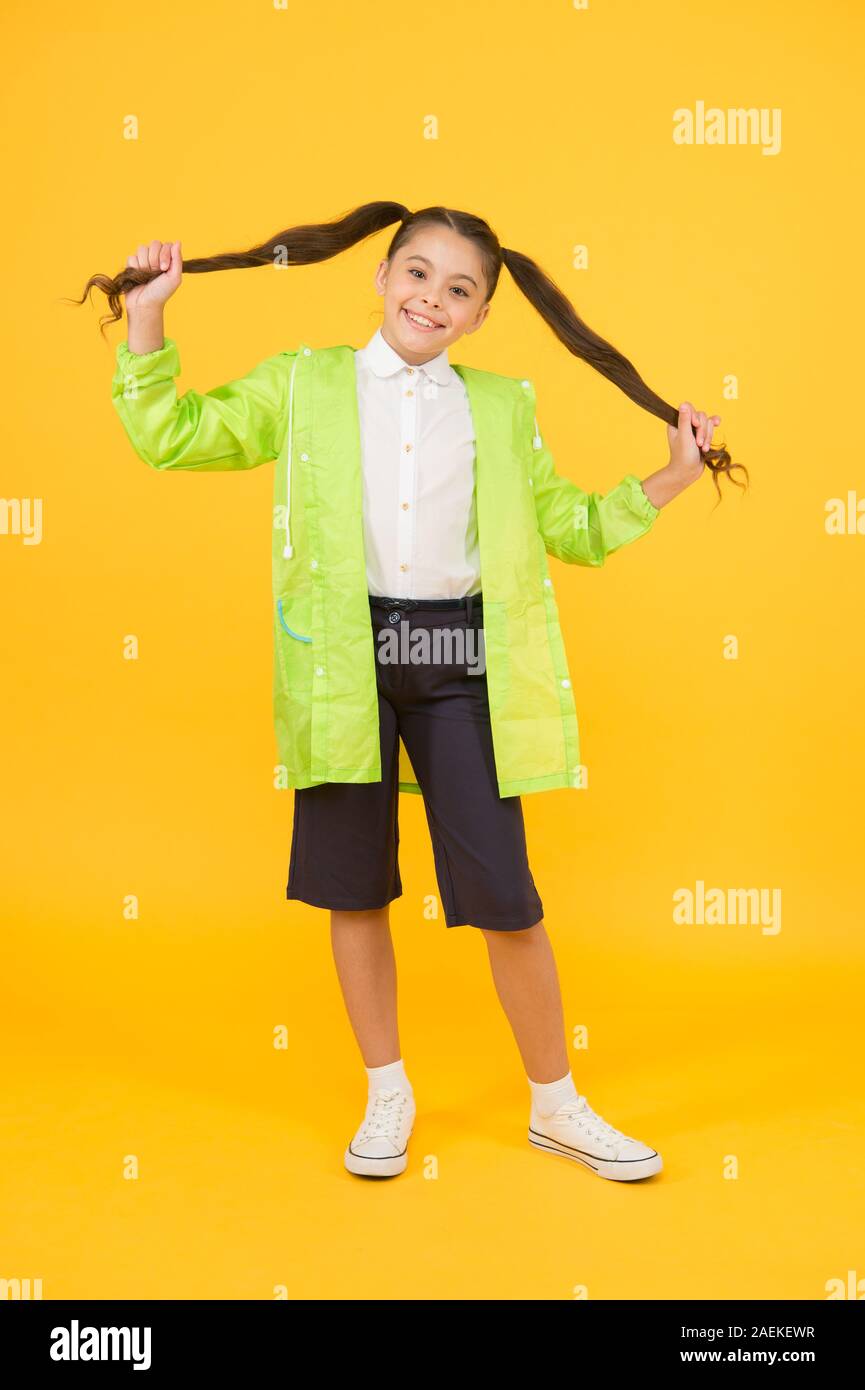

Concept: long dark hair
[[72, 200, 747, 501]]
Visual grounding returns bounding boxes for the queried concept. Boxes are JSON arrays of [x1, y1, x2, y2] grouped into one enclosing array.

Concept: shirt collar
[[356, 326, 454, 386]]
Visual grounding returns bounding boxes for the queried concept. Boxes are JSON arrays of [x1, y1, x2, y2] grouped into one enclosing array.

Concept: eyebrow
[[404, 253, 479, 289]]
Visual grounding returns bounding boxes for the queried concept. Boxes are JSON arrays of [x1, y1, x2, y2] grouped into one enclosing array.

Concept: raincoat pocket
[[275, 592, 314, 692]]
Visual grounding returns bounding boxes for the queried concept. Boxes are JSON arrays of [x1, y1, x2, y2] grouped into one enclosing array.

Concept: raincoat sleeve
[[527, 398, 661, 567], [111, 337, 294, 472]]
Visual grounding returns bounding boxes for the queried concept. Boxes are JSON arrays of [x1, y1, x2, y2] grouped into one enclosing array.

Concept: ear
[[373, 257, 389, 295], [465, 301, 491, 336]]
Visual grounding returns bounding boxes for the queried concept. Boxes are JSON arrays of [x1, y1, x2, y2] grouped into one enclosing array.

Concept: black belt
[[369, 593, 483, 612]]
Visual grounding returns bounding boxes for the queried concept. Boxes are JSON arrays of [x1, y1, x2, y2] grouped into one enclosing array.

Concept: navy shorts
[[286, 593, 544, 931]]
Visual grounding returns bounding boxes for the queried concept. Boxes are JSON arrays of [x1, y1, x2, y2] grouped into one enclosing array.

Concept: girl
[[78, 202, 747, 1184]]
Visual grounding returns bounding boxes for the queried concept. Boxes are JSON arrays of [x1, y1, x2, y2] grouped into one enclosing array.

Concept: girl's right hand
[[124, 239, 182, 314]]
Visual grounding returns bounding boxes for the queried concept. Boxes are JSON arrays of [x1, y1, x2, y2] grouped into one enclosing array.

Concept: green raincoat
[[111, 337, 661, 797]]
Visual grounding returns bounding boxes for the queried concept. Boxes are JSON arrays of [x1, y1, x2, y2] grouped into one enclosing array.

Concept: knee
[[479, 917, 545, 943]]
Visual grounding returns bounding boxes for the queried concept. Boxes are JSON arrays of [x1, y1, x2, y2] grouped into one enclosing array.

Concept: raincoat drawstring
[[282, 352, 301, 559]]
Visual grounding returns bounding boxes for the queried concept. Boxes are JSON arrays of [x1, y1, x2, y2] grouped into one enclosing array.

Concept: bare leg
[[330, 906, 401, 1067], [479, 919, 570, 1082]]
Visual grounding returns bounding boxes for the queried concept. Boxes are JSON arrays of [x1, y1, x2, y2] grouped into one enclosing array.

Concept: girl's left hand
[[666, 402, 721, 481]]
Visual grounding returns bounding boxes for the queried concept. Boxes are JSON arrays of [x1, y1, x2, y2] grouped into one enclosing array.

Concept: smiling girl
[[78, 201, 747, 1183]]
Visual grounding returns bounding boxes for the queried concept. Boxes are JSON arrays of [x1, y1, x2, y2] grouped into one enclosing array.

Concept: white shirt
[[354, 327, 481, 599]]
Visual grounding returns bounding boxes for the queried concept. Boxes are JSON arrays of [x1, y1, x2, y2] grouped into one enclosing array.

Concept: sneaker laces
[[358, 1087, 410, 1142], [553, 1094, 630, 1149]]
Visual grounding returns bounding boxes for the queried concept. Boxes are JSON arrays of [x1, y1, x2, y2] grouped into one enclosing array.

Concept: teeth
[[406, 310, 438, 328]]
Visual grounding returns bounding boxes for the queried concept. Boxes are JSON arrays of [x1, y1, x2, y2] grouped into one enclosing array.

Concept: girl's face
[[374, 226, 491, 365]]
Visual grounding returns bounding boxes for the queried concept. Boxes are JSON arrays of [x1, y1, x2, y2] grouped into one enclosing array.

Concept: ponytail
[[71, 200, 410, 336], [501, 245, 746, 502]]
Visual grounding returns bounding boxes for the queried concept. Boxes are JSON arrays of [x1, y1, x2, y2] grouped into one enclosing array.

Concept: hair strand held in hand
[[70, 200, 748, 502]]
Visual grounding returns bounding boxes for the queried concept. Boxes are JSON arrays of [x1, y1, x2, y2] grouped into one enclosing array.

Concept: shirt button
[[405, 389, 414, 397], [561, 678, 571, 689], [300, 452, 309, 462], [399, 562, 408, 571], [315, 665, 324, 676], [404, 443, 413, 453], [406, 367, 414, 374], [401, 502, 410, 510]]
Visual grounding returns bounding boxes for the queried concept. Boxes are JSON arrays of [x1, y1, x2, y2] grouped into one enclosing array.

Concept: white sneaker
[[344, 1086, 416, 1178], [528, 1092, 662, 1181]]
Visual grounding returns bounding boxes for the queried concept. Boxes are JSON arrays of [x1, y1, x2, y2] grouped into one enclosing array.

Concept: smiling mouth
[[402, 308, 443, 331]]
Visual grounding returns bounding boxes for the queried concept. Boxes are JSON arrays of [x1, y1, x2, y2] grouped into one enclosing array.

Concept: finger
[[703, 421, 715, 452], [696, 410, 708, 448], [678, 401, 691, 433], [158, 241, 172, 272], [136, 244, 149, 269], [148, 239, 163, 271]]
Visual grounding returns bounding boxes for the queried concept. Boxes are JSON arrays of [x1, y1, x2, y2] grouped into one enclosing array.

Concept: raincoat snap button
[[315, 665, 324, 676], [310, 559, 318, 570], [521, 379, 530, 388], [561, 678, 571, 688], [303, 348, 311, 356], [544, 578, 552, 587], [300, 452, 309, 462]]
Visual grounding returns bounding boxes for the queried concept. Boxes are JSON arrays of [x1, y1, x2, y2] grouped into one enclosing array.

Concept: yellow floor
[[3, 943, 861, 1300]]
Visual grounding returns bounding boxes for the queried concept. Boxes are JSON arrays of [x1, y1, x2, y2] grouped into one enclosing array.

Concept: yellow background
[[2, 0, 863, 1300]]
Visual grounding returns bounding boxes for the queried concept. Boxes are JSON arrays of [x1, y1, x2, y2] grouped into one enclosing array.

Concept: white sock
[[366, 1057, 413, 1098], [529, 1070, 578, 1117]]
